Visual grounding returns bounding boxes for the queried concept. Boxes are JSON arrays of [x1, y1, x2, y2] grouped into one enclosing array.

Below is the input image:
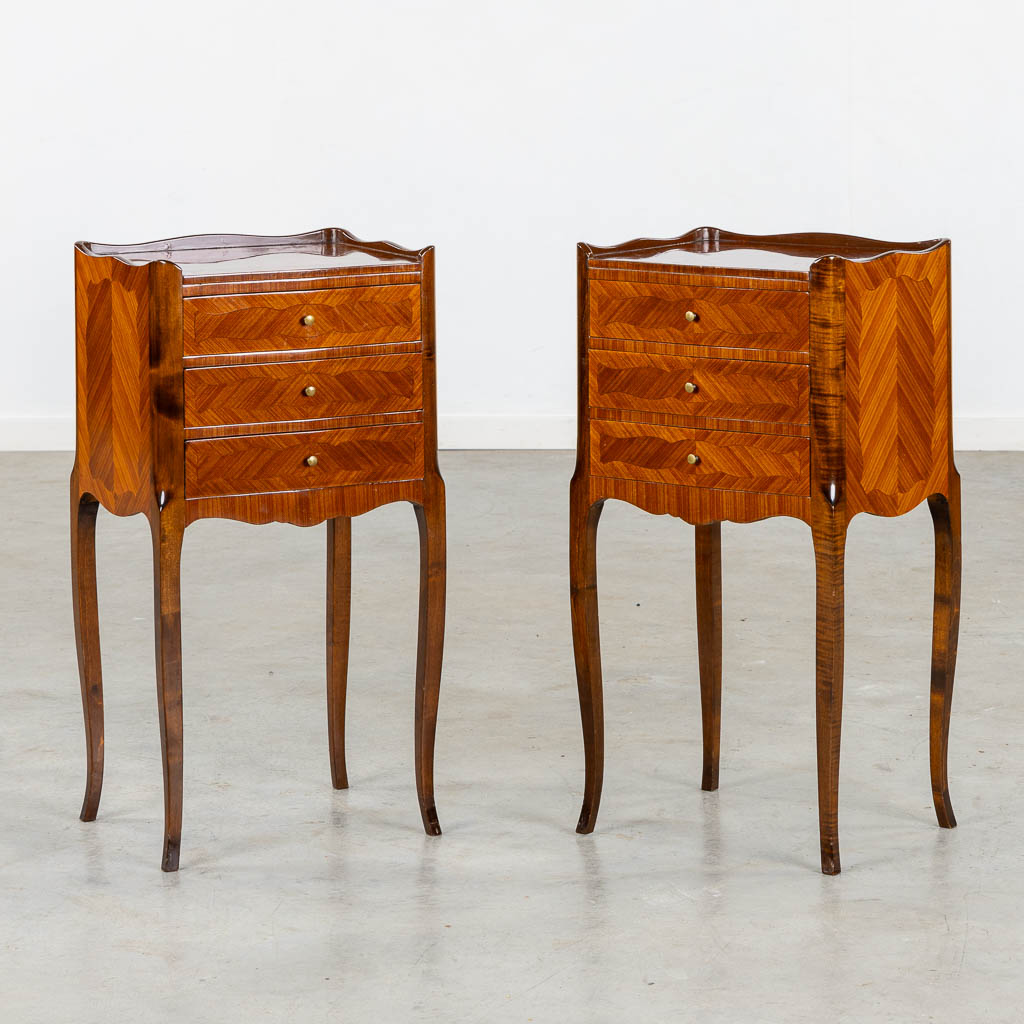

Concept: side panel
[[74, 250, 152, 516], [844, 247, 951, 516]]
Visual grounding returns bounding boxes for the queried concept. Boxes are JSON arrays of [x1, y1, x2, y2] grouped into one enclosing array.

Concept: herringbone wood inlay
[[590, 420, 809, 495], [589, 349, 809, 427], [845, 248, 950, 516], [186, 284, 420, 356], [185, 423, 424, 499], [74, 250, 151, 516], [184, 353, 421, 428], [589, 279, 808, 354]]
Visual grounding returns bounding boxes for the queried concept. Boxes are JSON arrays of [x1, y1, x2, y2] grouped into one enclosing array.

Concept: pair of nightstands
[[72, 227, 960, 875]]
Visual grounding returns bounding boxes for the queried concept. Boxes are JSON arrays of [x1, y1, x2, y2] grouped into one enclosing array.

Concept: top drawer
[[589, 280, 807, 355], [185, 284, 421, 357]]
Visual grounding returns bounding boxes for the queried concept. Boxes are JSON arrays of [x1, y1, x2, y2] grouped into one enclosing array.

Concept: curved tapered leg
[[812, 511, 848, 875], [71, 469, 104, 822], [571, 480, 605, 834], [928, 471, 961, 829], [413, 481, 446, 836], [151, 504, 185, 872], [695, 522, 723, 792], [327, 517, 352, 790]]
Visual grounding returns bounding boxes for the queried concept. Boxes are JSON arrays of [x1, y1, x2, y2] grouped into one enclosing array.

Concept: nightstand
[[570, 227, 960, 874], [72, 229, 445, 870]]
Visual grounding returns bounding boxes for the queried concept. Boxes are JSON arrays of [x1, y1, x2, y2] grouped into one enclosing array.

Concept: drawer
[[589, 280, 807, 353], [589, 349, 809, 426], [590, 419, 809, 496], [185, 354, 422, 429], [186, 423, 423, 499], [186, 284, 421, 356]]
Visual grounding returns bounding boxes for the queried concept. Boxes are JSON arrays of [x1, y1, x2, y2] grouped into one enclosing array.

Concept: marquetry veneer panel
[[186, 284, 421, 356], [589, 349, 809, 428], [184, 353, 422, 429], [589, 280, 808, 355], [844, 247, 951, 517], [185, 422, 424, 499], [590, 420, 809, 496]]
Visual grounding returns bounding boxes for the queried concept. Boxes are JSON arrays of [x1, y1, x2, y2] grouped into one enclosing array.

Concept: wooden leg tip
[[331, 773, 349, 791], [421, 806, 442, 837], [934, 793, 957, 829], [161, 842, 181, 872], [820, 851, 841, 875], [576, 807, 597, 834], [701, 771, 719, 793]]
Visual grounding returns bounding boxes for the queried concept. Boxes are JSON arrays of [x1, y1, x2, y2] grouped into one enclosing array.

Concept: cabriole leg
[[71, 469, 104, 822], [571, 481, 605, 834], [151, 505, 185, 872], [327, 516, 352, 790], [414, 482, 446, 837], [928, 472, 962, 829], [695, 522, 723, 792], [812, 512, 848, 875]]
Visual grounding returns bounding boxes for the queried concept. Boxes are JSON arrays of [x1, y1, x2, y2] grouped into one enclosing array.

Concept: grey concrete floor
[[0, 451, 1021, 1023]]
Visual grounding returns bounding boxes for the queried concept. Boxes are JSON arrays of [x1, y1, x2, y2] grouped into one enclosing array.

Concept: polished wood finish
[[72, 230, 445, 870], [186, 284, 421, 357], [184, 353, 421, 431], [571, 227, 961, 873], [589, 349, 810, 426], [326, 516, 352, 790], [590, 279, 809, 354], [695, 522, 722, 792], [590, 420, 810, 494], [185, 423, 424, 499], [70, 468, 103, 822]]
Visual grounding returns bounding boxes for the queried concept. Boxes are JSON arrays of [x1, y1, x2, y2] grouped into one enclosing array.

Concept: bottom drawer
[[590, 419, 809, 496], [186, 423, 424, 499]]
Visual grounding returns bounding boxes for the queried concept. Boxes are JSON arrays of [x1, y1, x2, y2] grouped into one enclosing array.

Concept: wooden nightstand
[[570, 227, 961, 874], [71, 229, 445, 870]]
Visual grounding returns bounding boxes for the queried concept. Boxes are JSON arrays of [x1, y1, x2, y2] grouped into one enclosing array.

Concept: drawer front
[[186, 423, 423, 499], [186, 284, 421, 356], [589, 349, 809, 425], [589, 280, 807, 353], [185, 354, 422, 429], [590, 420, 809, 496]]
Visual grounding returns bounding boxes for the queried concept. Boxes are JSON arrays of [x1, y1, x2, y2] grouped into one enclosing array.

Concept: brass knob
[[687, 453, 700, 466], [685, 310, 698, 323], [303, 385, 317, 397], [305, 455, 319, 467], [684, 381, 698, 394], [301, 314, 315, 326]]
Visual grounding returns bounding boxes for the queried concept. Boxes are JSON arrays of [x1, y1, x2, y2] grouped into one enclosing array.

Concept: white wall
[[2, 0, 1020, 450]]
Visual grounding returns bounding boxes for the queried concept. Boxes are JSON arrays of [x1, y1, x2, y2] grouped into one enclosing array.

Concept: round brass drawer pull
[[303, 385, 317, 397], [685, 310, 698, 323], [684, 381, 698, 394], [305, 455, 319, 467], [687, 453, 700, 466], [301, 314, 315, 326]]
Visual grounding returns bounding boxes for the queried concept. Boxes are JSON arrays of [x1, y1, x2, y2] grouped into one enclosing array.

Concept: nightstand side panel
[[844, 246, 951, 517], [74, 250, 153, 516]]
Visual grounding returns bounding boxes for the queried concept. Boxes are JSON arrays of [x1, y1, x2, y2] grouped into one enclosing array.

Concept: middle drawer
[[589, 349, 809, 426], [185, 353, 422, 430]]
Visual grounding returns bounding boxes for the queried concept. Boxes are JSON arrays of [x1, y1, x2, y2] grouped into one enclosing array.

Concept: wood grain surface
[[184, 353, 422, 429], [590, 420, 810, 495], [186, 284, 421, 356], [589, 349, 809, 426], [590, 279, 809, 353]]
